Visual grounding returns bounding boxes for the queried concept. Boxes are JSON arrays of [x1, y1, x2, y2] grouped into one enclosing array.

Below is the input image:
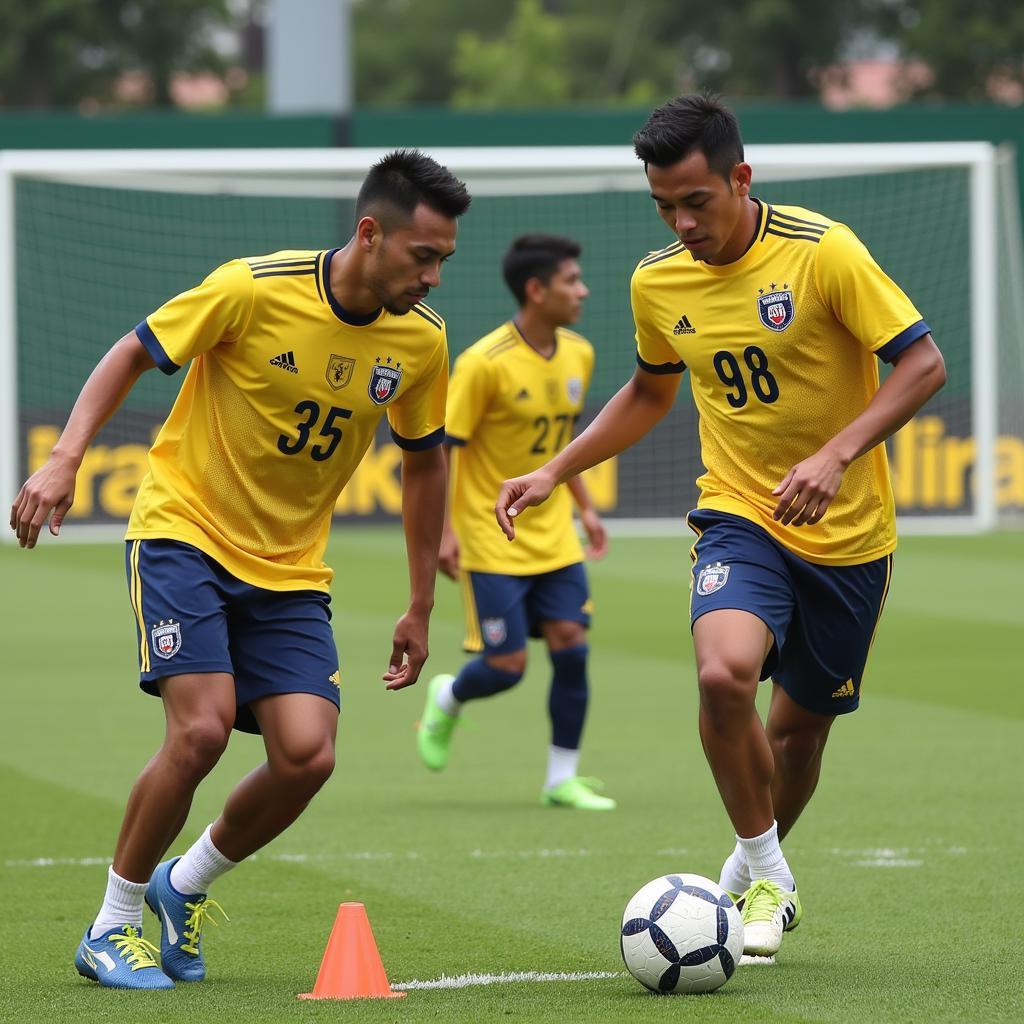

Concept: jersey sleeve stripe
[[416, 301, 445, 328], [639, 243, 686, 268], [445, 433, 468, 447], [764, 228, 823, 243], [246, 258, 317, 270], [135, 319, 180, 375], [313, 251, 325, 303], [251, 268, 317, 279], [411, 305, 444, 330], [390, 425, 446, 451], [769, 212, 827, 232], [636, 351, 686, 374], [485, 336, 517, 359], [875, 319, 931, 363]]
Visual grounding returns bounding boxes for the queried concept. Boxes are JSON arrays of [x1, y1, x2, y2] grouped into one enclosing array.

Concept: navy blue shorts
[[126, 539, 341, 734], [687, 510, 893, 716], [460, 563, 591, 654]]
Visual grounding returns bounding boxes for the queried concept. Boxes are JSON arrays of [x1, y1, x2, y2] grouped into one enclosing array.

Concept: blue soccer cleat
[[145, 858, 227, 982], [75, 923, 174, 989]]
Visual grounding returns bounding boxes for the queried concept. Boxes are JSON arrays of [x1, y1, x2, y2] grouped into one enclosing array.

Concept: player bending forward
[[496, 95, 945, 958], [11, 150, 470, 989]]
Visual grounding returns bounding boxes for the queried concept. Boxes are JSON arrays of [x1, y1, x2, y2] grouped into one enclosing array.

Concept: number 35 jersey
[[633, 201, 930, 566], [127, 250, 448, 592], [446, 322, 594, 575]]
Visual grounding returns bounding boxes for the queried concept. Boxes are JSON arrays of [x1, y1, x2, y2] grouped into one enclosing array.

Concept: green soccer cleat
[[739, 879, 803, 957], [417, 674, 459, 771], [541, 776, 617, 810]]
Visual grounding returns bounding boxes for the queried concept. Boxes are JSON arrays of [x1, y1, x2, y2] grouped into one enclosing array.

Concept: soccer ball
[[620, 873, 743, 995]]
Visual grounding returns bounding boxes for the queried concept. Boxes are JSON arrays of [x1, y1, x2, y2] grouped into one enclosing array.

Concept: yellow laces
[[740, 879, 784, 924], [110, 925, 162, 971], [180, 897, 228, 955]]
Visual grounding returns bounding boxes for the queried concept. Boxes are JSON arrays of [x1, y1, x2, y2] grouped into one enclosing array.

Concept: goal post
[[1, 142, 1017, 540]]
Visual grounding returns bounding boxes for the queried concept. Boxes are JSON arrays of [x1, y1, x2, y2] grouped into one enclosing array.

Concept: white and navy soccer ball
[[620, 873, 743, 995]]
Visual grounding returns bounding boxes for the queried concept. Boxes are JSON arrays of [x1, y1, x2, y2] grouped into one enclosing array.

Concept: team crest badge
[[482, 617, 507, 646], [369, 356, 402, 405], [326, 354, 355, 390], [567, 377, 583, 404], [151, 619, 182, 660], [696, 562, 730, 596], [757, 286, 795, 332]]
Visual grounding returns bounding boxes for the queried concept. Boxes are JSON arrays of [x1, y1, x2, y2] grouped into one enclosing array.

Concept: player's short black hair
[[502, 233, 582, 306], [632, 94, 744, 181], [355, 149, 471, 229]]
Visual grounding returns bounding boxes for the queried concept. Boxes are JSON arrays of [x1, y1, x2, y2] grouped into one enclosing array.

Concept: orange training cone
[[298, 902, 406, 1000]]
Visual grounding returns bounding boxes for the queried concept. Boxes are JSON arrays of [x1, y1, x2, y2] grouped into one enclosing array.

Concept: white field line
[[4, 843, 971, 870], [392, 971, 621, 991]]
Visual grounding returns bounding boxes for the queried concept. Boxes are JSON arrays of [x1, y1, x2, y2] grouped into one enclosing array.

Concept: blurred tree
[[883, 0, 1024, 100], [0, 0, 232, 108]]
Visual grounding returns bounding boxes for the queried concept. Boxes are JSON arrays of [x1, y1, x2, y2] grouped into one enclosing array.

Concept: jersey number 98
[[713, 346, 780, 408]]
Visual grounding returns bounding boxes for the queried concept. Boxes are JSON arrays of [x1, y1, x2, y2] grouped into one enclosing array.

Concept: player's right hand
[[9, 454, 78, 549], [438, 528, 460, 581], [495, 469, 557, 541]]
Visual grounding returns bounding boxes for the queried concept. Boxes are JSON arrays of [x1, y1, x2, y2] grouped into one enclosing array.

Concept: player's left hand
[[772, 446, 848, 527], [383, 608, 430, 691], [580, 508, 608, 560]]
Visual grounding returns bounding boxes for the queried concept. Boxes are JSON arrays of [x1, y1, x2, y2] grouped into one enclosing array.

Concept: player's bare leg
[[693, 609, 799, 955], [211, 691, 338, 861], [112, 672, 236, 882], [765, 684, 834, 841], [692, 609, 775, 838]]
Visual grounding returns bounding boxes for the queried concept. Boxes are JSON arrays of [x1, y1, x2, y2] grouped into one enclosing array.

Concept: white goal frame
[[0, 142, 1000, 538]]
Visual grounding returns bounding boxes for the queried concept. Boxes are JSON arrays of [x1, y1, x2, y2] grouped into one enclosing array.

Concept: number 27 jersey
[[633, 201, 930, 566]]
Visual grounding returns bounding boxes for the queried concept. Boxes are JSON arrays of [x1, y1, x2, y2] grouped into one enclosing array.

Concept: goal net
[[2, 143, 1020, 538]]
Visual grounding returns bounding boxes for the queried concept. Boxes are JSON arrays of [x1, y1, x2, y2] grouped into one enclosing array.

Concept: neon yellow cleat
[[417, 674, 459, 771], [739, 879, 802, 956], [541, 776, 617, 810]]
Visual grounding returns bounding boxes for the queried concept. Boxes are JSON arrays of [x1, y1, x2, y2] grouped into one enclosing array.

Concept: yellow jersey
[[127, 249, 448, 591], [447, 322, 594, 575], [633, 201, 929, 565]]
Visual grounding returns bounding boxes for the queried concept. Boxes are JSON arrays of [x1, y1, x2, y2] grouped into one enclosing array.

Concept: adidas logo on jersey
[[673, 315, 696, 335], [269, 351, 299, 374], [831, 679, 855, 699], [515, 388, 531, 400]]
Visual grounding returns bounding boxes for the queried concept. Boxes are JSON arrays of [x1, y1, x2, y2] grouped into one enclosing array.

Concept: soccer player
[[10, 150, 470, 989], [417, 234, 614, 810], [496, 96, 946, 956]]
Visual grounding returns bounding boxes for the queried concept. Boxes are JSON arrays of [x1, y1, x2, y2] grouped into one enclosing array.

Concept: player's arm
[[773, 335, 946, 526], [497, 366, 681, 540], [385, 443, 447, 691], [437, 442, 460, 581], [9, 330, 156, 548], [566, 475, 608, 560]]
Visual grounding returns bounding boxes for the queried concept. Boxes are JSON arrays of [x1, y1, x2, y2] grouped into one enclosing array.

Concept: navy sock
[[451, 657, 522, 703], [548, 644, 589, 749]]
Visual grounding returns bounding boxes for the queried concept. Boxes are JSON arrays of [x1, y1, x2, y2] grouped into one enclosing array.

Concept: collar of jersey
[[321, 248, 385, 326], [691, 197, 769, 278], [510, 319, 558, 361]]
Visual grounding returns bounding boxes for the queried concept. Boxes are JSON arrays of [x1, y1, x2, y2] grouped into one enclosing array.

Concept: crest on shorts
[[567, 376, 583, 404], [326, 354, 355, 391], [369, 356, 402, 405], [757, 285, 795, 332], [151, 619, 182, 660], [696, 562, 730, 596], [482, 617, 507, 646]]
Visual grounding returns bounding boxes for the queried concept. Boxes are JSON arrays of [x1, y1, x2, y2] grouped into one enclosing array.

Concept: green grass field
[[2, 529, 1023, 1023]]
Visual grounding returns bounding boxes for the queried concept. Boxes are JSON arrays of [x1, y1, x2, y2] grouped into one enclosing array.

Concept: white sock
[[736, 821, 795, 891], [436, 676, 462, 717], [169, 824, 238, 895], [90, 866, 147, 939], [718, 840, 752, 894], [545, 745, 580, 790]]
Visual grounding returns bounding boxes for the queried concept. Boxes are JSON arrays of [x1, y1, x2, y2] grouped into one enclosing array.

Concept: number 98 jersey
[[632, 201, 930, 566], [126, 250, 448, 592], [446, 322, 594, 575]]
